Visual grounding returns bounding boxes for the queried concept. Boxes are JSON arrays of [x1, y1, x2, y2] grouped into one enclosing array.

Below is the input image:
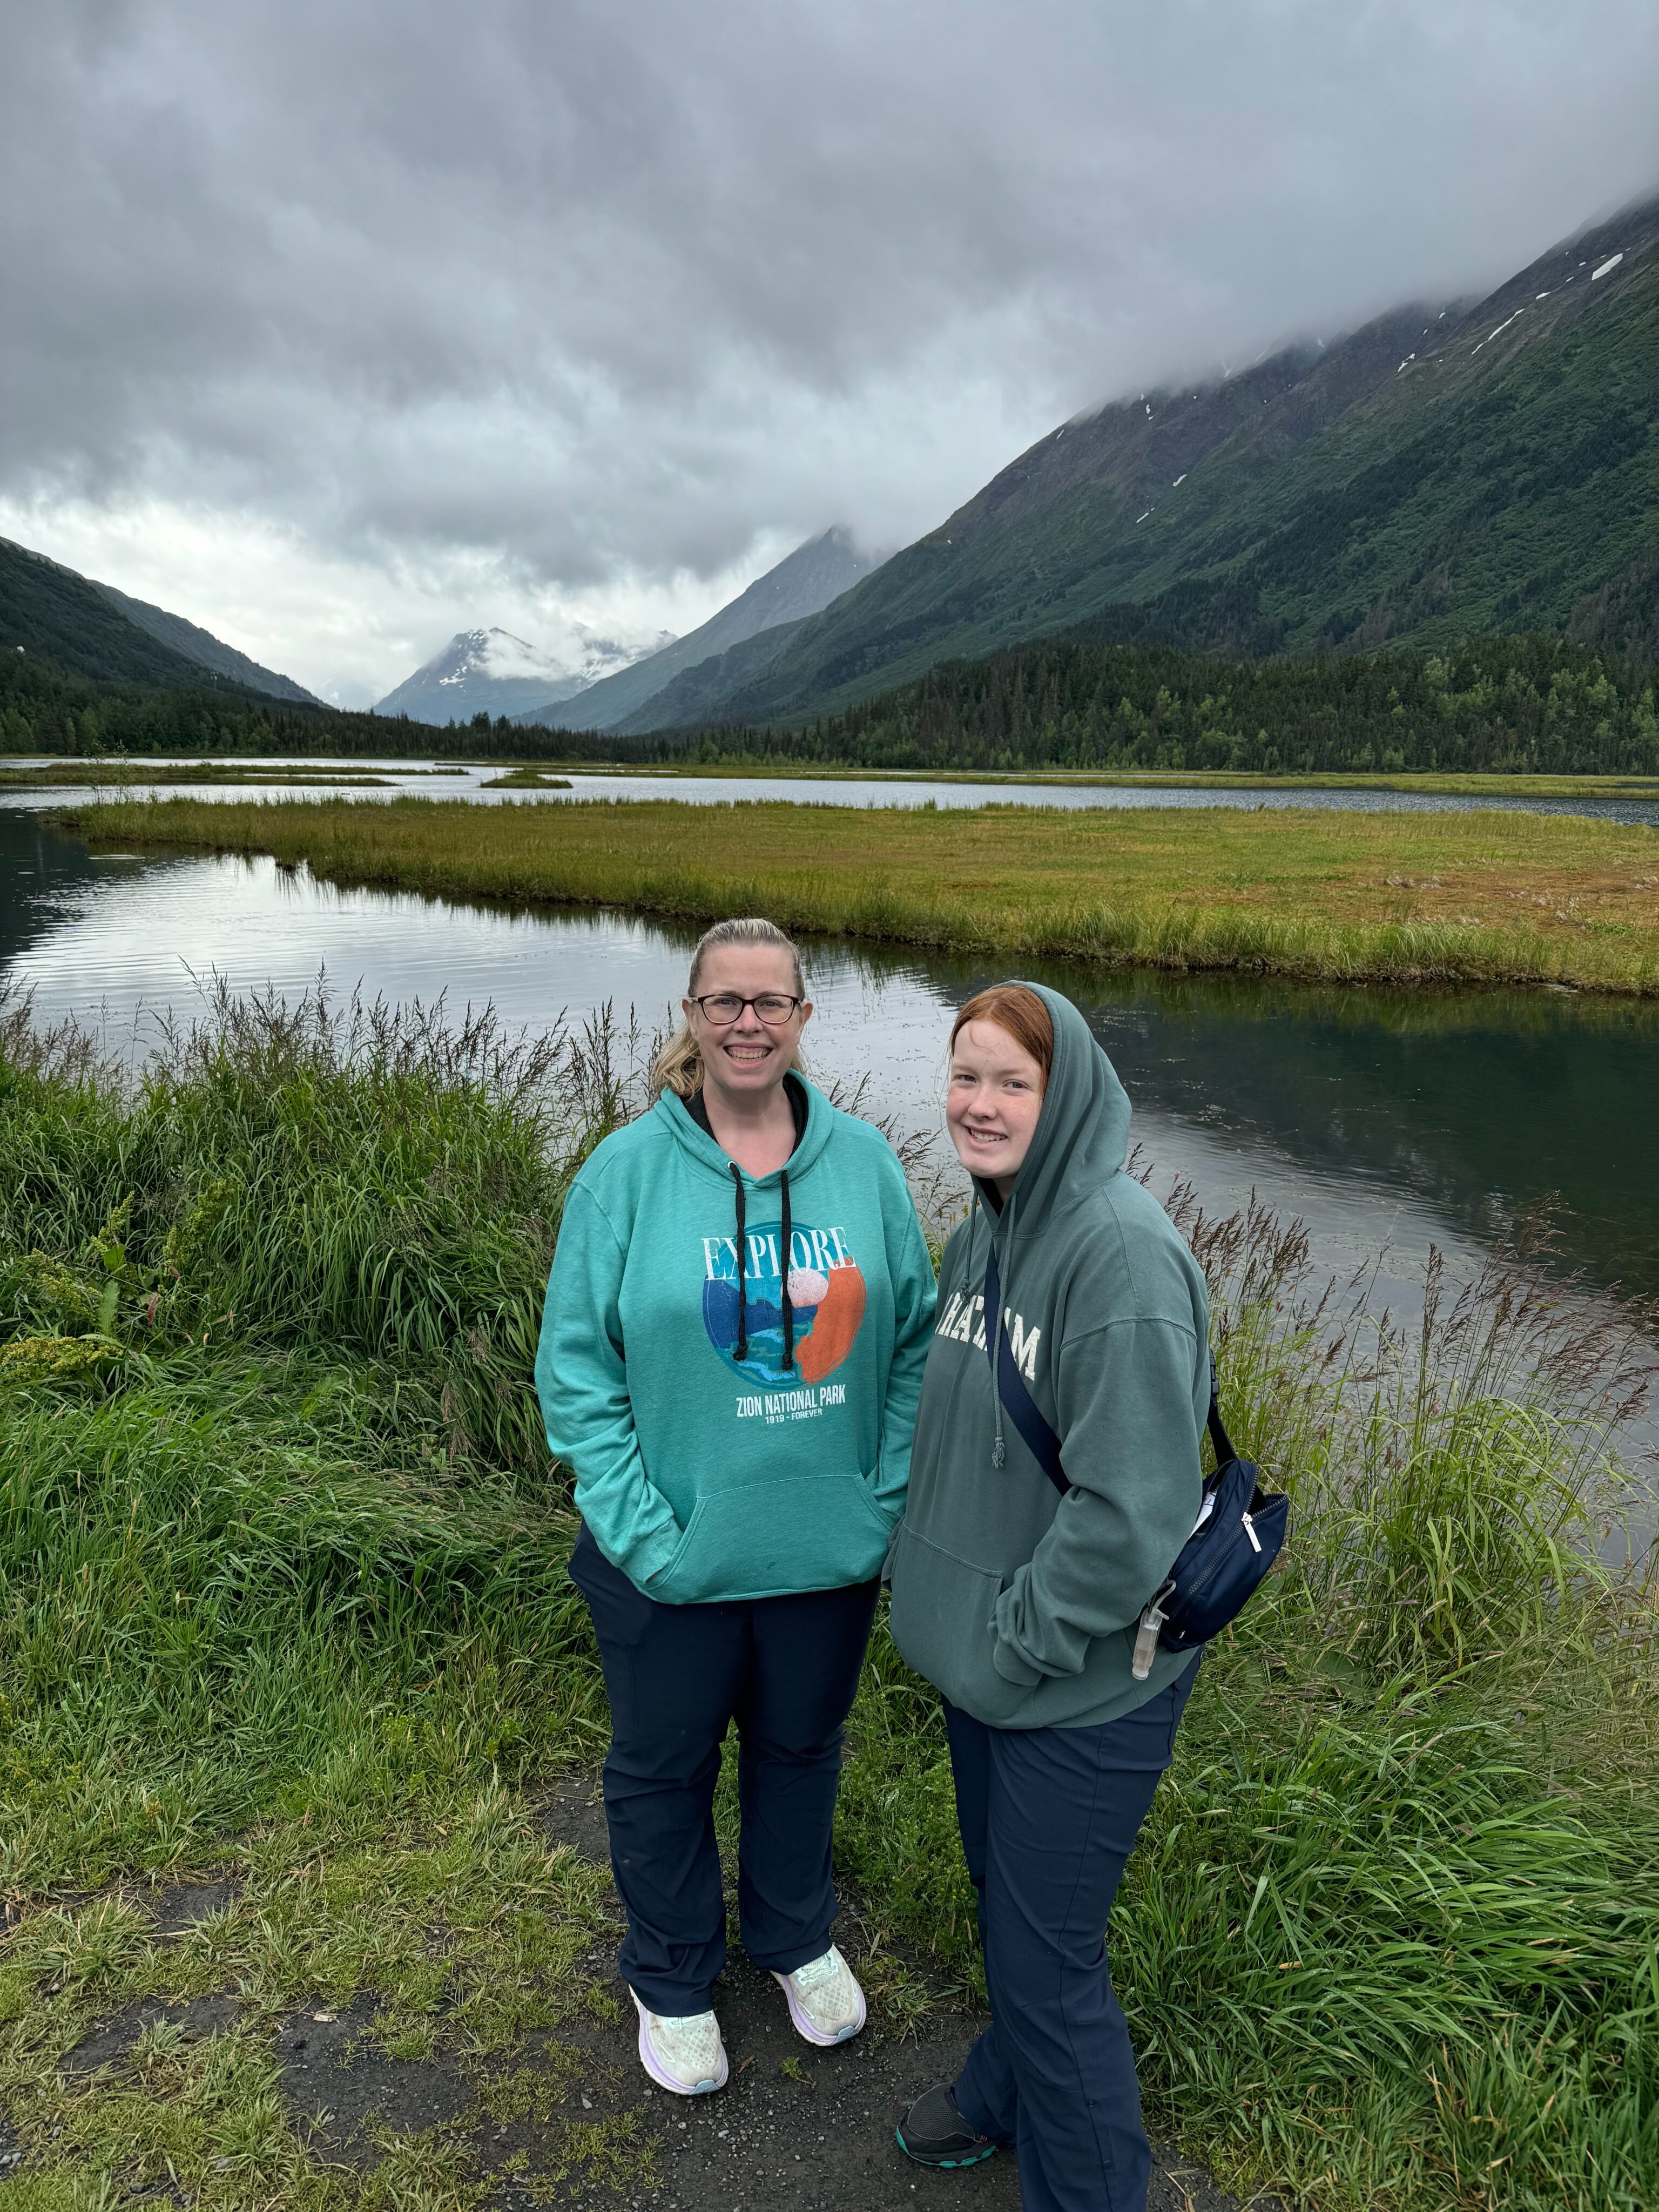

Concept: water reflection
[[4, 809, 1656, 1321], [0, 808, 106, 968]]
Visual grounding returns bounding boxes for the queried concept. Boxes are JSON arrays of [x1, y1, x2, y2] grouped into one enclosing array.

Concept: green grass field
[[3, 984, 1657, 2209], [57, 789, 1659, 995]]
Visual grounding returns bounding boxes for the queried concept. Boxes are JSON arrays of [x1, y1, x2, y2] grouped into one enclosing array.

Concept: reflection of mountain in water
[[862, 944, 1659, 1305], [0, 811, 103, 973]]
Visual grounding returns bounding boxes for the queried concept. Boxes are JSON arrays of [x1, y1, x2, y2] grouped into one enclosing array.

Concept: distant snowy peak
[[375, 622, 671, 724], [439, 629, 561, 686]]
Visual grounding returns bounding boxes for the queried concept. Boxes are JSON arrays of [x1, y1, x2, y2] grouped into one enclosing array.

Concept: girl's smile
[[946, 1018, 1046, 1195]]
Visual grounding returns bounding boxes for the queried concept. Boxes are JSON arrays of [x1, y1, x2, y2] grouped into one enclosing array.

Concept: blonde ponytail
[[651, 1023, 705, 1101], [649, 917, 807, 1101]]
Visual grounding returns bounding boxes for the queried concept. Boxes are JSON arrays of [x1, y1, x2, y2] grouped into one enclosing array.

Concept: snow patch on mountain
[[375, 622, 671, 725]]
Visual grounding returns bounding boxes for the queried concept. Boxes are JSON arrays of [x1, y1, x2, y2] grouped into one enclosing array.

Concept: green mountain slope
[[1, 535, 316, 700], [527, 526, 880, 732], [693, 193, 1657, 728], [92, 579, 319, 702], [602, 616, 810, 734], [1, 537, 212, 685]]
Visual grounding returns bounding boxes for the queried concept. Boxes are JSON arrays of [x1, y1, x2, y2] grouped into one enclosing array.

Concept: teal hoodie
[[536, 1075, 936, 1603], [888, 984, 1210, 1729]]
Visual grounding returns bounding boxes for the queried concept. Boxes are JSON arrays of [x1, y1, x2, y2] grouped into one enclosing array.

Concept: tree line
[[0, 656, 558, 760], [525, 633, 1659, 776], [5, 630, 1657, 778]]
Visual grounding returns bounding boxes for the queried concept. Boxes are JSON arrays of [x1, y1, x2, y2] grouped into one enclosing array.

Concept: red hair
[[950, 986, 1054, 1089]]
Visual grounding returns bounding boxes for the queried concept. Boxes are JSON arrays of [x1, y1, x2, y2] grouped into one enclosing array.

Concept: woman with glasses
[[536, 916, 936, 2098]]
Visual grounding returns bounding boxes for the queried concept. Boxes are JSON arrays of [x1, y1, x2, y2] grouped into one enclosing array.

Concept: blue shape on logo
[[702, 1223, 826, 1388]]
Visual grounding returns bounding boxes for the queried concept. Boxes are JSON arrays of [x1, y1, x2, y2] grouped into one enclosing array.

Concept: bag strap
[[1206, 1354, 1236, 1466], [983, 1244, 1067, 1495], [983, 1243, 1236, 1492]]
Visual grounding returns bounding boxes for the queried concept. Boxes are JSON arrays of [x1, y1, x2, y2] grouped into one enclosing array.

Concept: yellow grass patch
[[57, 792, 1659, 995]]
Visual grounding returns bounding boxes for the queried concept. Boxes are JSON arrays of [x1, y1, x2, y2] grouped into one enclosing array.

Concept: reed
[[58, 789, 1659, 995], [2, 987, 1656, 2208]]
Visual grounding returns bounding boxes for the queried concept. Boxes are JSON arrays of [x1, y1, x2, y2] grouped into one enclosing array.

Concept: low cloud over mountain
[[3, 3, 1655, 695]]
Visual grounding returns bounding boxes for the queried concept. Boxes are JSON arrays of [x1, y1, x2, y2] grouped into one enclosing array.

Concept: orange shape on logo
[[796, 1265, 866, 1384]]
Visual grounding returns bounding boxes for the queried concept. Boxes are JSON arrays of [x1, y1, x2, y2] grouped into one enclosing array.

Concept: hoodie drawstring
[[779, 1168, 795, 1370], [730, 1164, 748, 1361], [730, 1162, 794, 1370]]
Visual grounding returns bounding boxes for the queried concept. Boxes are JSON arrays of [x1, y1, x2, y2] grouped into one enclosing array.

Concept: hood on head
[[979, 981, 1131, 1234]]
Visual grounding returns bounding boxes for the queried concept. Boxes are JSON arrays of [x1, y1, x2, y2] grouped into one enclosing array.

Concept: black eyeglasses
[[691, 992, 804, 1026]]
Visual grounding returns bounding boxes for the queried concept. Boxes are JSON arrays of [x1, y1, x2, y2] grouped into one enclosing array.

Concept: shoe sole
[[772, 1967, 867, 2048], [894, 2125, 997, 2169], [631, 1991, 728, 2096]]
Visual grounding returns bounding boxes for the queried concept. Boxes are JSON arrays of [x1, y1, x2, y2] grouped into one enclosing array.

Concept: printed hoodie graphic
[[536, 1075, 935, 1604], [702, 1220, 867, 1388], [888, 984, 1211, 1730]]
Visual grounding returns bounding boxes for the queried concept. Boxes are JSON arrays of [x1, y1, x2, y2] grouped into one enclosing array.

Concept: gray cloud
[[3, 0, 1657, 687]]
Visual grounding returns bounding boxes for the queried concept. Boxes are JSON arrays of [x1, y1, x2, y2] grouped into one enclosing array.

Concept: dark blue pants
[[569, 1522, 879, 2017], [947, 1661, 1199, 2212]]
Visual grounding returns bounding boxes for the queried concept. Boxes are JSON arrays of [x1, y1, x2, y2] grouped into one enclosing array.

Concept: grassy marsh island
[[56, 790, 1659, 995], [0, 763, 399, 790], [2, 987, 1656, 2210], [478, 767, 575, 790]]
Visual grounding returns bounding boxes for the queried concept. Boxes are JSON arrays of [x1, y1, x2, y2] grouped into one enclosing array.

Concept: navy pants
[[947, 1660, 1199, 2212], [569, 1522, 878, 2017]]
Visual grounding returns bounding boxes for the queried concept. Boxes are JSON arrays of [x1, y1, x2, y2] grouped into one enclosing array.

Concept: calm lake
[[6, 803, 1658, 1339], [6, 756, 1659, 823]]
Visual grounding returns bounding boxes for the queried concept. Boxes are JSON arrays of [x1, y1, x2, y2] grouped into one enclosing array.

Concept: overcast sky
[[3, 2, 1656, 705]]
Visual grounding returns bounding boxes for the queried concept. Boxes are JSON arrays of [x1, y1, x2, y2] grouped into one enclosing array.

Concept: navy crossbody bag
[[983, 1246, 1288, 1677]]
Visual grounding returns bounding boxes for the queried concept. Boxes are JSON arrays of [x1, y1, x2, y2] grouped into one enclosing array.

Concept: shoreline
[[548, 762, 1659, 799], [10, 747, 1659, 802], [50, 791, 1659, 998]]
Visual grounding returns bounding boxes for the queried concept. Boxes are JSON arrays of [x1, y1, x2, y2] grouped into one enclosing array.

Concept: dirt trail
[[471, 1773, 1263, 2211], [42, 1776, 1271, 2210]]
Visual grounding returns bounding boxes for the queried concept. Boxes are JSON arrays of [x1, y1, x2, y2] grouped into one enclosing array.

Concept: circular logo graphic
[[702, 1218, 867, 1388]]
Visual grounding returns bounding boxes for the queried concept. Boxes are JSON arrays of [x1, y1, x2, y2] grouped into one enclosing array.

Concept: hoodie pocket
[[648, 1474, 892, 1604], [886, 1522, 1031, 1724]]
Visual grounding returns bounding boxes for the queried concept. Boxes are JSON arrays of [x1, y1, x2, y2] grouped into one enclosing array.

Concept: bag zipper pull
[[1131, 1595, 1169, 1681], [1241, 1510, 1262, 1555]]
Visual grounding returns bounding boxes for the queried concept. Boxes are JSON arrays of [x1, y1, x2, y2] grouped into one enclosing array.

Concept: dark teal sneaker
[[895, 2083, 998, 2169]]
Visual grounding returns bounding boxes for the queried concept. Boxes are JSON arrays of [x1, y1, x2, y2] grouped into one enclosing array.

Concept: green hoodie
[[536, 1076, 936, 1603], [888, 984, 1210, 1729]]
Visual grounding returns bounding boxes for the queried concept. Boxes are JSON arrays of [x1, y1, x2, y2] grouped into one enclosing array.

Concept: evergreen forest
[[506, 633, 1659, 778], [0, 652, 516, 761]]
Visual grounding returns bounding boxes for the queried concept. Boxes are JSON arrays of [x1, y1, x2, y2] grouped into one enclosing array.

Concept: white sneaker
[[630, 1991, 729, 2095], [772, 1945, 867, 2047]]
